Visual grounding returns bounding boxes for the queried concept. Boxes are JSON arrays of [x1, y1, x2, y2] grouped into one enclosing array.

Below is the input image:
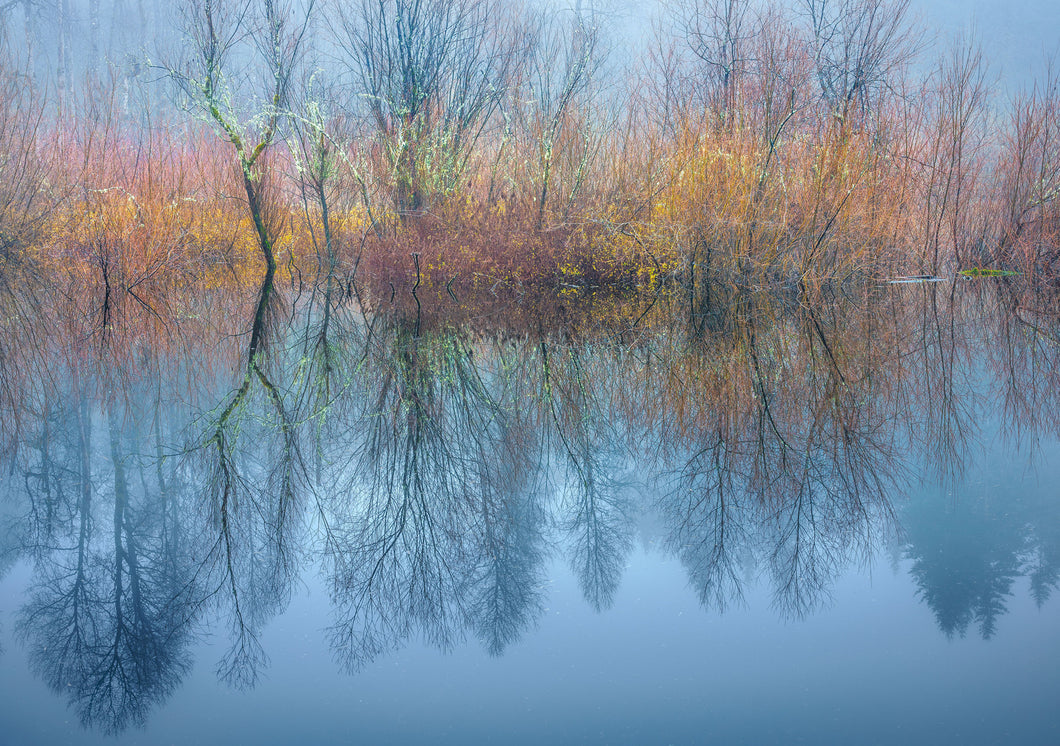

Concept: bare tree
[[166, 2, 315, 686], [165, 0, 314, 443], [0, 35, 50, 264], [996, 64, 1060, 267], [287, 80, 357, 415], [516, 5, 603, 230], [679, 0, 756, 115], [170, 0, 312, 322], [336, 0, 526, 215], [920, 37, 991, 271], [799, 0, 921, 124]]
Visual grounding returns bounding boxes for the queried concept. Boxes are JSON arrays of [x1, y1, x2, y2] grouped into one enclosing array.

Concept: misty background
[[609, 0, 1059, 89], [1, 1, 1056, 110]]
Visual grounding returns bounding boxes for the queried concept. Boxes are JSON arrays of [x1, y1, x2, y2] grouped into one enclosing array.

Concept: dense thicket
[[0, 0, 1058, 298]]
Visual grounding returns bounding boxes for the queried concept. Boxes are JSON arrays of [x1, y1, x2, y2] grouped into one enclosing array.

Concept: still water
[[0, 278, 1058, 744]]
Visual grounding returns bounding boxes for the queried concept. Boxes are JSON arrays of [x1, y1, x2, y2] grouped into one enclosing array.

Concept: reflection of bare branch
[[562, 464, 633, 613], [658, 287, 903, 619], [470, 473, 547, 656], [662, 426, 748, 612], [200, 384, 306, 688], [541, 342, 635, 611], [327, 317, 543, 669], [15, 397, 198, 734], [905, 282, 976, 485]]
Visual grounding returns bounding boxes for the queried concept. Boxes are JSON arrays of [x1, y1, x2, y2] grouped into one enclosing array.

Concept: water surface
[[0, 278, 1058, 744]]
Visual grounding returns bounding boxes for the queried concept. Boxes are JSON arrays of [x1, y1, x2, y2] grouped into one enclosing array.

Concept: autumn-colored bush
[[2, 0, 1059, 312]]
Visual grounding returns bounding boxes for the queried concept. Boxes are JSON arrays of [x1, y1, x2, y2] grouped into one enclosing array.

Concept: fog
[[2, 1, 1055, 100], [602, 1, 1060, 89]]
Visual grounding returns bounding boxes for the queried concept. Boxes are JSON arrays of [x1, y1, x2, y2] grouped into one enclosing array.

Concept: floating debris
[[958, 268, 1021, 277], [886, 275, 949, 284]]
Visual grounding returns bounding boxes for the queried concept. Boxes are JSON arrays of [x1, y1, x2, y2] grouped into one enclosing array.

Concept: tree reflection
[[12, 389, 197, 733], [3, 270, 1060, 735], [903, 281, 978, 484], [991, 281, 1060, 444], [189, 259, 309, 689], [904, 453, 1060, 639], [469, 476, 547, 656], [654, 286, 904, 618], [197, 393, 306, 689], [663, 423, 750, 612], [325, 311, 546, 670], [895, 280, 1060, 637], [987, 283, 1060, 609], [539, 339, 635, 612], [1026, 511, 1060, 609], [905, 487, 1022, 639]]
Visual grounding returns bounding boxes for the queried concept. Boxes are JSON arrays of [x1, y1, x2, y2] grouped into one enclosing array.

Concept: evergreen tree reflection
[[903, 455, 1060, 639], [904, 488, 1023, 639]]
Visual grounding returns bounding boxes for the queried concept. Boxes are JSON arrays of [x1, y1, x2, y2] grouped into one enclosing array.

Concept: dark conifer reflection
[[904, 489, 1022, 639], [901, 442, 1060, 639]]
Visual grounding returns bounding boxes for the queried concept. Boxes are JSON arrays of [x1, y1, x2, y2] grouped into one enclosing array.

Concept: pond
[[0, 277, 1058, 744]]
